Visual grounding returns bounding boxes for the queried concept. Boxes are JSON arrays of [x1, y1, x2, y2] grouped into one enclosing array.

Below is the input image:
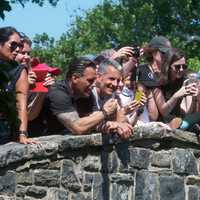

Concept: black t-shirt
[[0, 59, 26, 143], [45, 80, 96, 134]]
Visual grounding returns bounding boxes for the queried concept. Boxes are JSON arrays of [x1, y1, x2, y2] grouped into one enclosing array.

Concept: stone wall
[[0, 124, 200, 200]]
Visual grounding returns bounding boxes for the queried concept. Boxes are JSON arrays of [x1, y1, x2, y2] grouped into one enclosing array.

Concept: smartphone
[[132, 46, 140, 58], [134, 90, 143, 103]]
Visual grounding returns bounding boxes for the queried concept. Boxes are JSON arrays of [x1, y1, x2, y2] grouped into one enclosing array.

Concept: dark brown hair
[[169, 48, 185, 66]]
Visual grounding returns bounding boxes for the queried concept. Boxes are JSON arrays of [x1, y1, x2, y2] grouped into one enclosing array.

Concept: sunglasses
[[8, 41, 24, 52], [174, 64, 188, 71]]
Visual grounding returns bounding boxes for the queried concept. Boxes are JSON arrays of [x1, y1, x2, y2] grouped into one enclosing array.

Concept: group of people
[[0, 26, 200, 145]]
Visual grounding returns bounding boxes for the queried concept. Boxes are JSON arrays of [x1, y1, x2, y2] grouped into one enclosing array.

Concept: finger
[[43, 80, 55, 87], [129, 100, 139, 107], [31, 139, 40, 144], [46, 73, 52, 78]]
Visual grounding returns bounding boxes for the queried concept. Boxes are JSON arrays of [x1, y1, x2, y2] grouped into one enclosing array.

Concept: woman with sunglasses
[[0, 26, 37, 144], [152, 48, 200, 130]]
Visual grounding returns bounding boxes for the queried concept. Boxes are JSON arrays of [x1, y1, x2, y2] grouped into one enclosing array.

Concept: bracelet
[[19, 131, 29, 137], [101, 108, 109, 120]]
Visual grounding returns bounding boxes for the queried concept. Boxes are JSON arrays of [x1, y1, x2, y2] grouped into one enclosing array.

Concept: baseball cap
[[149, 36, 172, 53]]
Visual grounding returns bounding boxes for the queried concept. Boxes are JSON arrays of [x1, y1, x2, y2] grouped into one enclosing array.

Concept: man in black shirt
[[46, 57, 118, 135]]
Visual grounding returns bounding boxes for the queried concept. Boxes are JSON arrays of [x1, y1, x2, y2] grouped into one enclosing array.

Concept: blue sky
[[1, 0, 102, 40]]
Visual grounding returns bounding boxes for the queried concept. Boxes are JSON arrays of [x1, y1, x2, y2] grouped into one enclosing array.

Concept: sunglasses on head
[[174, 64, 188, 70], [8, 41, 24, 52]]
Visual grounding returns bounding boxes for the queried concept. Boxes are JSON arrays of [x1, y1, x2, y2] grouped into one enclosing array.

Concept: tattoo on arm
[[57, 112, 80, 130]]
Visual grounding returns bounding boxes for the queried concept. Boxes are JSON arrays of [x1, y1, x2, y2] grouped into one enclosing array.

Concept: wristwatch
[[19, 131, 29, 137]]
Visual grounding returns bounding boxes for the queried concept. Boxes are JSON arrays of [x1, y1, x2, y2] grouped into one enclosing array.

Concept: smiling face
[[0, 32, 21, 61], [96, 65, 122, 96], [72, 66, 97, 97], [15, 41, 32, 67], [169, 57, 187, 80]]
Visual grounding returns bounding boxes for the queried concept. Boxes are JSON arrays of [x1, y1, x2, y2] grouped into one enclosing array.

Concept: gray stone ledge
[[0, 124, 199, 169]]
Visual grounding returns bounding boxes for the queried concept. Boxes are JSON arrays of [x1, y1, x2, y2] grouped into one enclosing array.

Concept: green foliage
[[31, 0, 199, 73], [0, 0, 11, 19], [188, 57, 200, 72], [0, 0, 59, 19], [1, 0, 199, 71]]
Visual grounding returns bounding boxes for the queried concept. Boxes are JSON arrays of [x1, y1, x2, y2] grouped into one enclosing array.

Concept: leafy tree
[[0, 0, 59, 19], [0, 0, 11, 19], [32, 0, 199, 71]]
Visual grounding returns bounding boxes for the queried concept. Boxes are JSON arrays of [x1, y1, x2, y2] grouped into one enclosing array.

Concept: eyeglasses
[[174, 64, 188, 71], [8, 41, 24, 52]]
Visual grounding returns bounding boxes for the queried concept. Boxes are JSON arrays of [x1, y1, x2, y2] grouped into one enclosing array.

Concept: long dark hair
[[169, 48, 185, 66], [143, 47, 173, 84], [168, 48, 186, 80], [0, 26, 19, 45]]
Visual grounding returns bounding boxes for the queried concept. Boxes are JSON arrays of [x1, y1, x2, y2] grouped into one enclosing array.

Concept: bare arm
[[147, 91, 159, 121], [28, 93, 46, 121], [16, 69, 29, 132], [57, 110, 106, 135], [16, 69, 37, 144], [180, 83, 199, 114], [153, 88, 179, 117], [153, 82, 198, 117]]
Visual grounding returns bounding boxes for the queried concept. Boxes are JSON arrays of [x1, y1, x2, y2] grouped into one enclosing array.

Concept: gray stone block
[[151, 151, 171, 168], [159, 175, 185, 200], [129, 148, 151, 169], [27, 141, 58, 158], [83, 173, 94, 192], [34, 169, 60, 187], [188, 186, 199, 200], [61, 160, 81, 192], [0, 196, 15, 200], [29, 159, 50, 169], [111, 182, 133, 200], [115, 143, 130, 172], [26, 186, 47, 199], [49, 160, 61, 170], [93, 173, 105, 200], [135, 171, 159, 200], [0, 143, 28, 168], [108, 151, 119, 173], [186, 176, 200, 187], [172, 149, 198, 175], [82, 155, 101, 172], [71, 193, 92, 200], [16, 171, 33, 185], [110, 174, 134, 200], [48, 188, 69, 200], [84, 172, 105, 200], [110, 174, 134, 184], [0, 171, 15, 195], [16, 185, 26, 198]]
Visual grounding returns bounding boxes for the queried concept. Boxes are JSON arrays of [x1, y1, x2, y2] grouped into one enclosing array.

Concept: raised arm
[[153, 83, 198, 117]]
